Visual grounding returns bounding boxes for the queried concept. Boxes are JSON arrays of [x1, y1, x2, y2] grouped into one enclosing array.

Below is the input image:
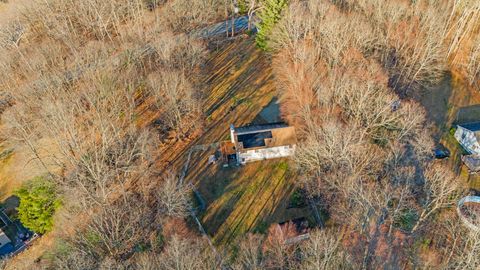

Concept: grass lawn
[[186, 150, 309, 245], [195, 159, 308, 246]]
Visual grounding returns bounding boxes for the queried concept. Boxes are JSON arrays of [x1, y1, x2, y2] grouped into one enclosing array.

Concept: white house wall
[[455, 126, 480, 155], [238, 145, 295, 164]]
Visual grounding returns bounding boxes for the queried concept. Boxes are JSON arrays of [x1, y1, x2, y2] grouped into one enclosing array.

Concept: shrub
[[288, 189, 306, 208], [449, 127, 457, 136], [15, 176, 61, 234]]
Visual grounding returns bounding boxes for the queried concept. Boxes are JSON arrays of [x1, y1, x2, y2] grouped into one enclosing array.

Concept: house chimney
[[230, 124, 235, 143]]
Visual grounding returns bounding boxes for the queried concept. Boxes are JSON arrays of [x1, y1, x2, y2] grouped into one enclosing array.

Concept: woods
[[0, 0, 218, 267], [0, 0, 479, 268], [267, 0, 479, 268]]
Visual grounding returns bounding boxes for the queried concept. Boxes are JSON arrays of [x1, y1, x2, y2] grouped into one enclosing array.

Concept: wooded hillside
[[0, 0, 479, 269]]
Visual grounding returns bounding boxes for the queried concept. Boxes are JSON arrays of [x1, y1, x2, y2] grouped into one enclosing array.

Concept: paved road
[[192, 16, 255, 38]]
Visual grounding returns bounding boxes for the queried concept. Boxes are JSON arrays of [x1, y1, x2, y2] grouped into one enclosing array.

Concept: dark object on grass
[[434, 146, 450, 159]]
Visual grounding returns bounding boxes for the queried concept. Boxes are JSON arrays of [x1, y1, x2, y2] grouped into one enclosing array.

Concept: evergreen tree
[[16, 176, 61, 234], [255, 0, 288, 50]]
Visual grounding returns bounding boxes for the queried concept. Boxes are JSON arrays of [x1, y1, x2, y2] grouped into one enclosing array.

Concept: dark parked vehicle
[[434, 145, 450, 159]]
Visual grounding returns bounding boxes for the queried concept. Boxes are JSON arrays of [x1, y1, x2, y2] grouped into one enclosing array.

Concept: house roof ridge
[[234, 122, 289, 134], [458, 122, 480, 132]]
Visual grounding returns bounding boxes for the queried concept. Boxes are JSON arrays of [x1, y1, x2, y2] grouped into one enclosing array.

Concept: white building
[[229, 123, 296, 165], [454, 123, 480, 155]]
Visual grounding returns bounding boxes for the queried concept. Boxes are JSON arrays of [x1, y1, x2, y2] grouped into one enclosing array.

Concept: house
[[455, 123, 480, 155], [0, 229, 13, 256], [229, 123, 296, 165], [455, 122, 480, 172]]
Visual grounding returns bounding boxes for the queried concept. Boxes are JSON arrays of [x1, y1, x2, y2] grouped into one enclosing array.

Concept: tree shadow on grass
[[196, 160, 301, 246], [418, 74, 453, 140], [203, 39, 273, 118]]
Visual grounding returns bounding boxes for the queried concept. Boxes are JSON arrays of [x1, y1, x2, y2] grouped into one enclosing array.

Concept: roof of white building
[[455, 126, 480, 155]]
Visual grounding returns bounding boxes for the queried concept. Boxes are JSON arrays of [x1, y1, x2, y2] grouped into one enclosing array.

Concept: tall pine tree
[[16, 176, 60, 234], [256, 0, 288, 50]]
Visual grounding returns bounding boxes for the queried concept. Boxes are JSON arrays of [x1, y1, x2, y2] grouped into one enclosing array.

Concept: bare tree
[[1, 106, 52, 175], [148, 70, 201, 136], [411, 164, 461, 233], [231, 234, 265, 270], [442, 0, 480, 64], [160, 0, 228, 32], [157, 235, 219, 270], [437, 218, 480, 270], [156, 172, 191, 218], [298, 229, 353, 270], [150, 32, 206, 72], [295, 119, 383, 196], [69, 192, 161, 259], [23, 0, 147, 42], [262, 222, 298, 269], [33, 71, 154, 205], [50, 247, 99, 270], [466, 35, 480, 86]]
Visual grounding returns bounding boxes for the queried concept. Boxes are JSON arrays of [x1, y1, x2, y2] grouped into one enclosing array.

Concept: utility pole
[[231, 0, 239, 37], [224, 0, 229, 37]]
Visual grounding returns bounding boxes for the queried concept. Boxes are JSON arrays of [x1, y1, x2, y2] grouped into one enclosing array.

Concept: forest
[[0, 0, 479, 269]]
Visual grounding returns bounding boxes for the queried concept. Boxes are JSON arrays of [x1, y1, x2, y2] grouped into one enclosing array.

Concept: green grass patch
[[277, 161, 289, 171], [202, 160, 294, 245]]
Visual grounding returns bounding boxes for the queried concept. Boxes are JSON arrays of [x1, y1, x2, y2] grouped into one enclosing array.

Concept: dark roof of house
[[237, 131, 273, 149], [234, 122, 288, 134], [459, 122, 480, 132]]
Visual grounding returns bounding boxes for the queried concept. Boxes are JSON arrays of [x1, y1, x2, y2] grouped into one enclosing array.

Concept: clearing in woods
[[182, 37, 310, 245], [419, 72, 480, 190]]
